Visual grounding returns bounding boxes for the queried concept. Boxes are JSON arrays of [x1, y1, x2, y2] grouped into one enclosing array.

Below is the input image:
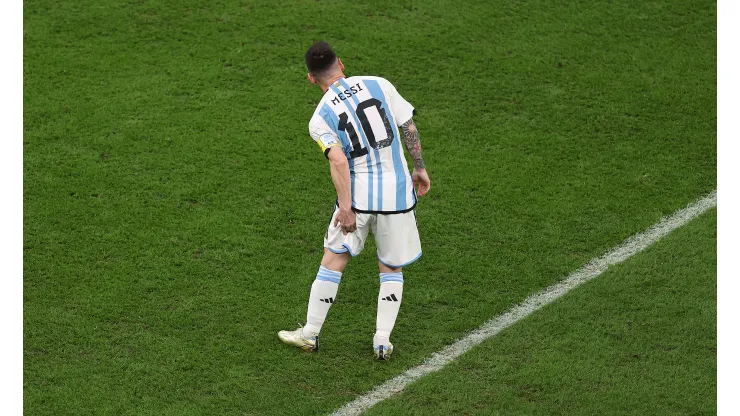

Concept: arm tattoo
[[400, 118, 425, 170]]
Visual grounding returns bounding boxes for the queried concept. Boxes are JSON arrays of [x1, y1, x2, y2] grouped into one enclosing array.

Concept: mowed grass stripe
[[332, 191, 716, 416], [367, 208, 717, 416]]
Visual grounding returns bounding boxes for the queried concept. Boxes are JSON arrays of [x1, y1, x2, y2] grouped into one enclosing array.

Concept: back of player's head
[[305, 41, 338, 78]]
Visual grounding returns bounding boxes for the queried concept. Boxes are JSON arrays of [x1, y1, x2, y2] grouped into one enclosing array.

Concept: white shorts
[[324, 206, 422, 268]]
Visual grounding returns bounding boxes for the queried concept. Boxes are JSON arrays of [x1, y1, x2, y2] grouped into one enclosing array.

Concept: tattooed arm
[[401, 118, 425, 169], [400, 118, 431, 196]]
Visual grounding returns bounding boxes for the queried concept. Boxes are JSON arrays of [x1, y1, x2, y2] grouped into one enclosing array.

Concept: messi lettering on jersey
[[330, 83, 364, 106], [308, 76, 417, 214]]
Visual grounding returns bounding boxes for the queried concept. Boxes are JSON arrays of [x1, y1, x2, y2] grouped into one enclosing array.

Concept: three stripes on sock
[[302, 266, 404, 346]]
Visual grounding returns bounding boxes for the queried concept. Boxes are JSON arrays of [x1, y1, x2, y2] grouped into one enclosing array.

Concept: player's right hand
[[412, 169, 431, 196]]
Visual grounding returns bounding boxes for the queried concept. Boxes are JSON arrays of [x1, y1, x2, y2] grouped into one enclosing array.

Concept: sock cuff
[[379, 272, 403, 284], [317, 266, 342, 283]]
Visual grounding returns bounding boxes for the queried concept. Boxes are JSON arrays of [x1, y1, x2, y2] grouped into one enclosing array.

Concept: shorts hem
[[342, 242, 360, 257], [377, 251, 422, 269], [325, 246, 349, 255]]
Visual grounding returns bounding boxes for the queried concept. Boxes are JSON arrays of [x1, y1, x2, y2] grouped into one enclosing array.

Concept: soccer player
[[278, 41, 430, 360]]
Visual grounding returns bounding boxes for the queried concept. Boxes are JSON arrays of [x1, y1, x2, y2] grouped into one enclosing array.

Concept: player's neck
[[320, 73, 346, 92]]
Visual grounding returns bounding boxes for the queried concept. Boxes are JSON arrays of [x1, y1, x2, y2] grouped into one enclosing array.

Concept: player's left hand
[[334, 208, 357, 235]]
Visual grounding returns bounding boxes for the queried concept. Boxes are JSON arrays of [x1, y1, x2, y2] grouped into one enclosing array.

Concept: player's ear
[[337, 58, 345, 72], [307, 72, 317, 84]]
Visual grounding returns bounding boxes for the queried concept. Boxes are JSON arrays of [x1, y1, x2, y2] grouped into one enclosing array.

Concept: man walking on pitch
[[278, 41, 431, 360]]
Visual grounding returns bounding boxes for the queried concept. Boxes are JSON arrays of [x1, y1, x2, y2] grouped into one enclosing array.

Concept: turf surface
[[24, 0, 715, 414], [367, 209, 717, 415]]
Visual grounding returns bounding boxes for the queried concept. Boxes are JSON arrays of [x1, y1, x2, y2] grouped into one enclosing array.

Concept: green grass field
[[24, 0, 716, 415], [367, 209, 717, 415]]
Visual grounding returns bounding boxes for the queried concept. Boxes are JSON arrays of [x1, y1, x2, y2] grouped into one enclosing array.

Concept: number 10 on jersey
[[338, 98, 395, 159]]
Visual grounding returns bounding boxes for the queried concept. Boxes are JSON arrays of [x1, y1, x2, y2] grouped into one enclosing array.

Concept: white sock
[[303, 266, 342, 338], [374, 272, 404, 346]]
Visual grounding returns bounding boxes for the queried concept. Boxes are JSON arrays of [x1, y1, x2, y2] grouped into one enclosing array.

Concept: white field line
[[330, 190, 718, 416]]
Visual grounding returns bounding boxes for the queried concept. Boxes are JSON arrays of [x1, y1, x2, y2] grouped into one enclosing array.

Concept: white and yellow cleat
[[278, 327, 319, 352], [373, 343, 394, 361]]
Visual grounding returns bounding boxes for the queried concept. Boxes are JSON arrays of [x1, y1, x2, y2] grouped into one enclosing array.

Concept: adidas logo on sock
[[381, 294, 399, 302], [320, 297, 334, 303]]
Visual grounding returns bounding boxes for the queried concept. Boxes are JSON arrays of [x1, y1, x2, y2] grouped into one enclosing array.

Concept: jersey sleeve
[[308, 115, 343, 156], [386, 81, 415, 126]]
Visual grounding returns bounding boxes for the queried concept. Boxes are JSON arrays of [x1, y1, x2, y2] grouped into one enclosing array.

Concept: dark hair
[[305, 41, 337, 77]]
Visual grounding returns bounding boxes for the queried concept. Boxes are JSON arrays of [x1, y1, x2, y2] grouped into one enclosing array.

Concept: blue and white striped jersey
[[308, 76, 416, 214]]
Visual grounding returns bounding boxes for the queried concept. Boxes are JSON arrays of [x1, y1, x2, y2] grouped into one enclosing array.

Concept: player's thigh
[[324, 206, 372, 257], [374, 211, 422, 268]]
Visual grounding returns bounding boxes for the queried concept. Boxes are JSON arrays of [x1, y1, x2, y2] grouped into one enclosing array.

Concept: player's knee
[[378, 261, 401, 274], [321, 249, 350, 272]]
